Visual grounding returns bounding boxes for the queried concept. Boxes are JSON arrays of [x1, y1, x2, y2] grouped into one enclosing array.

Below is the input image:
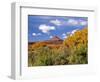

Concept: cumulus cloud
[[80, 21, 87, 26], [32, 33, 41, 36], [62, 33, 66, 36], [50, 19, 62, 26], [71, 29, 78, 34], [39, 24, 55, 33], [63, 36, 67, 39], [67, 19, 79, 26], [62, 33, 67, 39], [32, 33, 37, 36], [50, 18, 87, 27], [67, 19, 87, 26], [61, 29, 78, 38], [50, 36, 53, 38]]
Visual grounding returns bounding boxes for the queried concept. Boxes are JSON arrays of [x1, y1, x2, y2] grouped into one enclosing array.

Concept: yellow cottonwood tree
[[63, 27, 88, 64]]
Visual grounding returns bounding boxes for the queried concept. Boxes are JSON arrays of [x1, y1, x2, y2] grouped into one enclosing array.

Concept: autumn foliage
[[28, 28, 88, 66]]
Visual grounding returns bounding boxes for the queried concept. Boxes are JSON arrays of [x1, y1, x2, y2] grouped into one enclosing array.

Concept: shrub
[[28, 28, 88, 66], [64, 28, 88, 64]]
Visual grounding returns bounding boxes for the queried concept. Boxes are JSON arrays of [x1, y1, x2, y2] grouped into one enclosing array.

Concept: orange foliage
[[64, 27, 88, 48]]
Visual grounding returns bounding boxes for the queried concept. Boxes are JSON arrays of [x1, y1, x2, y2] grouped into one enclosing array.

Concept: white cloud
[[50, 36, 53, 38], [50, 19, 87, 27], [50, 19, 62, 26], [67, 19, 87, 26], [80, 21, 87, 26], [39, 24, 55, 33], [62, 33, 67, 39], [63, 36, 67, 39], [32, 33, 37, 36], [62, 33, 66, 36], [32, 33, 41, 36], [67, 19, 78, 26], [71, 29, 78, 35]]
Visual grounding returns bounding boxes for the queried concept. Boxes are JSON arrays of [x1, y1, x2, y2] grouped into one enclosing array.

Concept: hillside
[[28, 28, 88, 66], [28, 36, 63, 49]]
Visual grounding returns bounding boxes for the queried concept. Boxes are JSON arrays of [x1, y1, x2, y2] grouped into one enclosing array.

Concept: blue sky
[[28, 15, 88, 42]]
